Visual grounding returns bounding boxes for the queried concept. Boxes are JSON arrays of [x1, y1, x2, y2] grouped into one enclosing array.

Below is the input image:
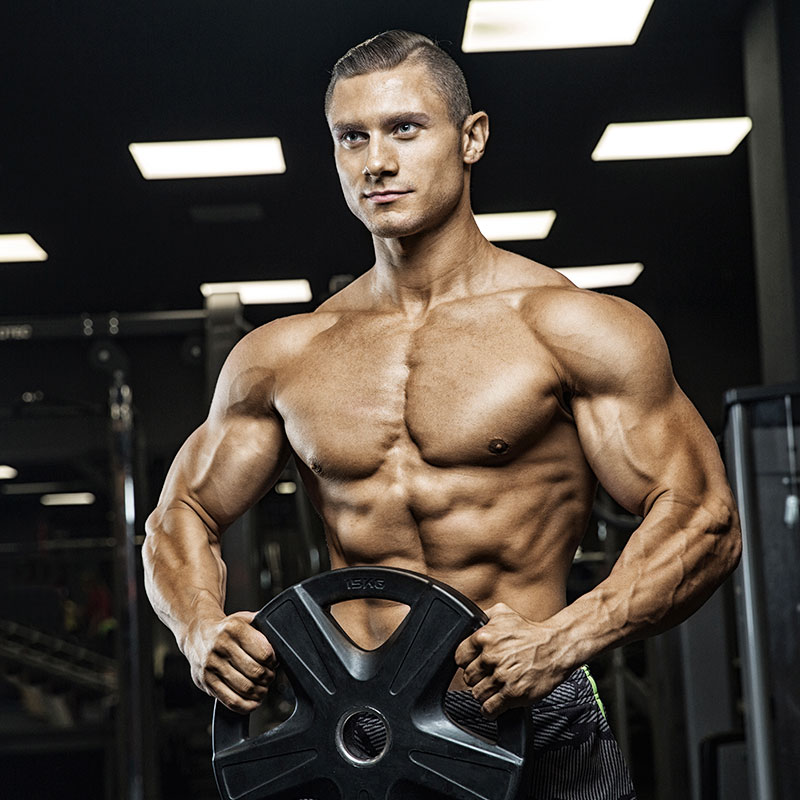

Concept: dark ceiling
[[1, 1, 759, 422]]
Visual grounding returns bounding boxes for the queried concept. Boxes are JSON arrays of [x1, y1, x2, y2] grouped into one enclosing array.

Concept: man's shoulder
[[520, 281, 646, 333], [488, 252, 625, 319], [497, 251, 648, 334], [230, 271, 385, 368], [513, 271, 670, 391], [230, 310, 342, 368]]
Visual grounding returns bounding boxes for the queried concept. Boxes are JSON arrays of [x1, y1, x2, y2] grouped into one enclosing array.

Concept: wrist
[[538, 605, 604, 673], [179, 596, 226, 655]]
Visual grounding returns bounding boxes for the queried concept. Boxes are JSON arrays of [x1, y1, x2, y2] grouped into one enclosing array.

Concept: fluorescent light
[[462, 0, 654, 52], [556, 263, 644, 288], [275, 481, 297, 495], [40, 492, 96, 507], [200, 279, 312, 305], [475, 211, 556, 241], [129, 137, 286, 179], [592, 118, 753, 161], [0, 234, 48, 263], [0, 465, 18, 480]]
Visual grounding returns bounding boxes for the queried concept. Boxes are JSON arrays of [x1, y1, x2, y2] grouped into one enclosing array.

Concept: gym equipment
[[212, 566, 531, 800], [724, 385, 800, 800]]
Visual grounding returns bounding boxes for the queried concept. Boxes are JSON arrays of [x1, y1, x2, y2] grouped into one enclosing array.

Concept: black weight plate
[[212, 566, 531, 800]]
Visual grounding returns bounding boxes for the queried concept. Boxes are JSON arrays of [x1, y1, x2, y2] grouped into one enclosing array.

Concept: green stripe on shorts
[[582, 664, 607, 719]]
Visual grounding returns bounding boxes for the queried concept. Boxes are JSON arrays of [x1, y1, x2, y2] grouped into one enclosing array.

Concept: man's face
[[327, 60, 468, 239]]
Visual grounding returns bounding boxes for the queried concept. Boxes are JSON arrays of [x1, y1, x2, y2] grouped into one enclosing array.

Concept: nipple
[[488, 438, 509, 455]]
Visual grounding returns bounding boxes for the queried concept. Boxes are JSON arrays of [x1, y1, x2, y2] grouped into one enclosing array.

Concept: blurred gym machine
[[667, 385, 800, 800], [0, 310, 208, 799], [0, 297, 326, 798], [721, 384, 800, 800], [0, 328, 164, 799]]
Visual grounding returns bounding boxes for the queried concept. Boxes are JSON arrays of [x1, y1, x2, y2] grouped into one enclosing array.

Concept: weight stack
[[723, 384, 800, 800]]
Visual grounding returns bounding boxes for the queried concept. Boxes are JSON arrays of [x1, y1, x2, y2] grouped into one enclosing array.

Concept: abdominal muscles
[[307, 437, 595, 647]]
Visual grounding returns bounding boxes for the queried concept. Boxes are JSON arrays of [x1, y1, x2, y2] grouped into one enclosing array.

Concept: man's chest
[[274, 306, 567, 477]]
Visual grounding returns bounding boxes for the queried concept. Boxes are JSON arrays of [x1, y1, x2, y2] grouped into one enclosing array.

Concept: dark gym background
[[1, 2, 798, 798]]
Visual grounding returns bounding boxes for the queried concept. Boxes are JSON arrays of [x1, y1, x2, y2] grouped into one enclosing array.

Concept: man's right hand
[[184, 611, 277, 713]]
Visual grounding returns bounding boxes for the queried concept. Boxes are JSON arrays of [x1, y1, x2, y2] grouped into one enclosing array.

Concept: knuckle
[[262, 644, 277, 666], [250, 663, 273, 684], [480, 651, 497, 669], [473, 629, 491, 646]]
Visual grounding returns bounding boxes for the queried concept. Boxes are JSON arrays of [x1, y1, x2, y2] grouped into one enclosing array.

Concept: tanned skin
[[143, 59, 741, 719]]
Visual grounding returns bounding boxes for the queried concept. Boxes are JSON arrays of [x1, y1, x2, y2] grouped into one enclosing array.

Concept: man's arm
[[456, 293, 742, 717], [143, 323, 293, 712]]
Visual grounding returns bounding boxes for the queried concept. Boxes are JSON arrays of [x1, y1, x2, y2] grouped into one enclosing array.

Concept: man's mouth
[[364, 189, 412, 204]]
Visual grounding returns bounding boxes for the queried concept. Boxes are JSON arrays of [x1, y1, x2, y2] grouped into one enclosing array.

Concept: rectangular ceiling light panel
[[0, 234, 48, 263], [462, 0, 655, 52], [129, 137, 286, 179], [592, 118, 753, 160], [200, 279, 312, 305], [40, 492, 96, 507], [475, 210, 556, 241], [556, 263, 643, 288]]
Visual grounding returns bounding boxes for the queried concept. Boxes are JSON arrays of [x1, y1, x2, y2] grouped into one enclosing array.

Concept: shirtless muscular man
[[143, 31, 741, 798]]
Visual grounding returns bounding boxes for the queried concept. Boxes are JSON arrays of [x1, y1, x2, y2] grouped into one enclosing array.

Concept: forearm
[[546, 491, 741, 670], [143, 502, 229, 653]]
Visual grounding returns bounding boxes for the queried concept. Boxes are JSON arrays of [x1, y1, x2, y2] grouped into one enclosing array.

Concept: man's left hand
[[454, 603, 569, 719]]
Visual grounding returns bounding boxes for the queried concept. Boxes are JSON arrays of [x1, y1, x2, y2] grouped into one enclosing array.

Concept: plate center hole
[[336, 708, 390, 765]]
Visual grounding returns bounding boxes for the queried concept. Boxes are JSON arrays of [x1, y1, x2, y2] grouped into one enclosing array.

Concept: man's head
[[325, 31, 488, 241], [324, 30, 472, 127]]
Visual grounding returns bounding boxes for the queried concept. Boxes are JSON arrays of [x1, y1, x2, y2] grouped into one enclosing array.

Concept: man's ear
[[462, 111, 489, 165]]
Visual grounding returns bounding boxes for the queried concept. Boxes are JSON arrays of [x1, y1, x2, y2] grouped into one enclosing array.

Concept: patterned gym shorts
[[346, 666, 636, 800], [444, 666, 637, 800]]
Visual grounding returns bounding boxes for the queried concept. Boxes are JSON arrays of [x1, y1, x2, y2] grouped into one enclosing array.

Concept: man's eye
[[396, 123, 417, 135], [341, 131, 366, 144]]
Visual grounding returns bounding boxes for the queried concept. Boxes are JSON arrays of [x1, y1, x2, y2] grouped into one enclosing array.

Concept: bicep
[[567, 304, 727, 517], [166, 411, 291, 534], [574, 384, 723, 517], [157, 334, 292, 536]]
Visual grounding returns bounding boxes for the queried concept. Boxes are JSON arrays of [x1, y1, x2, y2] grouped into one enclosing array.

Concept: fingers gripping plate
[[212, 566, 531, 800]]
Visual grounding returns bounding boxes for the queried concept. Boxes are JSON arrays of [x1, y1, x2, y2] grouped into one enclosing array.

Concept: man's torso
[[265, 261, 598, 649]]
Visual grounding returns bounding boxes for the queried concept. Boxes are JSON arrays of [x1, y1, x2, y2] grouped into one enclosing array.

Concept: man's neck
[[369, 207, 496, 316]]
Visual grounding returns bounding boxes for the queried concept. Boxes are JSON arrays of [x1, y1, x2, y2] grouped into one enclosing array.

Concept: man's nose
[[363, 137, 398, 178]]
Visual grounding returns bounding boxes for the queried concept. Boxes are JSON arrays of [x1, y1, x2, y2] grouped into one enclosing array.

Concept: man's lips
[[364, 189, 412, 204]]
